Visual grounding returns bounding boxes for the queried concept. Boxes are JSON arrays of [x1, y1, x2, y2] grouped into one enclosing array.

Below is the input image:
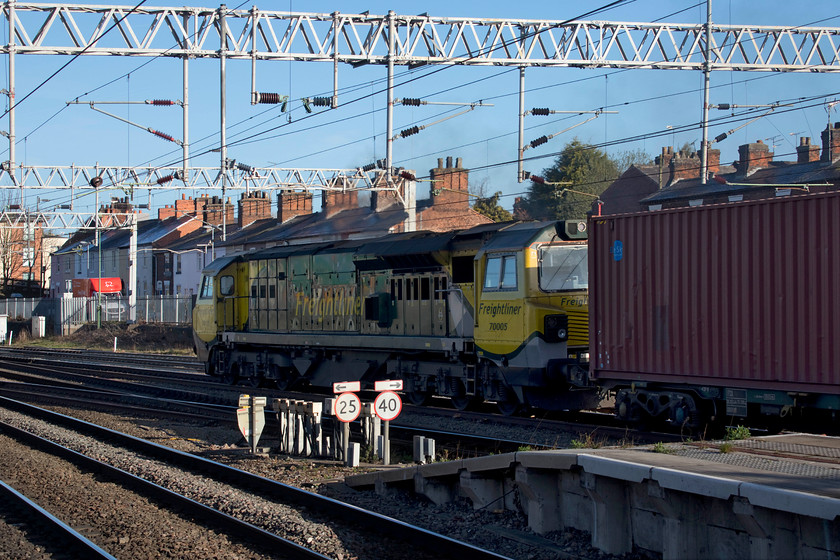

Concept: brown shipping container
[[589, 191, 840, 394]]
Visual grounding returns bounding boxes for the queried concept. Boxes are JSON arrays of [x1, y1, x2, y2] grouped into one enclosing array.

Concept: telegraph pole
[[7, 0, 15, 185], [219, 4, 228, 241], [700, 0, 713, 184]]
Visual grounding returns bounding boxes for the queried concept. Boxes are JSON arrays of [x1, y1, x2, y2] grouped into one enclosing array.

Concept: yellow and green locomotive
[[192, 220, 596, 413]]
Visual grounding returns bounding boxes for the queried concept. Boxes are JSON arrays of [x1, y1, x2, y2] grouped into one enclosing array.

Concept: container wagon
[[589, 190, 840, 432]]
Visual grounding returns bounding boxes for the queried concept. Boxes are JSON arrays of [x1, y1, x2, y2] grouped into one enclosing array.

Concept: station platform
[[345, 434, 840, 560]]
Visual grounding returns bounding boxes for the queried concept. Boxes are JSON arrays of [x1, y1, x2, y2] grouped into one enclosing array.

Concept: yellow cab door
[[474, 251, 525, 359], [193, 274, 217, 347], [193, 255, 245, 345]]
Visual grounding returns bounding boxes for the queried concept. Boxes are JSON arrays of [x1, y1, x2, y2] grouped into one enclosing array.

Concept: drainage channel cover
[[670, 447, 840, 480], [735, 434, 840, 459]]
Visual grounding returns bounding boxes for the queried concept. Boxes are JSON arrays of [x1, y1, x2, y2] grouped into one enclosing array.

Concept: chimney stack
[[238, 191, 272, 228], [821, 122, 840, 163], [277, 192, 313, 223], [737, 140, 773, 175], [797, 137, 820, 164], [667, 148, 699, 184], [322, 182, 359, 219], [429, 155, 470, 210]]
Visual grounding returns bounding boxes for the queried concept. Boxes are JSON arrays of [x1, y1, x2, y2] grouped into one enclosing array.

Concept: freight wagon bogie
[[613, 385, 716, 434]]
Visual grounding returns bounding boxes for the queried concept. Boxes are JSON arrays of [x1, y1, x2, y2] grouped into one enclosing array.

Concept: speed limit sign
[[334, 392, 361, 423], [374, 391, 402, 422]]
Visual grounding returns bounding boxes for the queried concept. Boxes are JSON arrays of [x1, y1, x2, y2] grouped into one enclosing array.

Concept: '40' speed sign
[[374, 391, 402, 422]]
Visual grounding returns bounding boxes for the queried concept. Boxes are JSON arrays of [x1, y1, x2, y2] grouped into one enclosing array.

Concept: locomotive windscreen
[[538, 245, 588, 291]]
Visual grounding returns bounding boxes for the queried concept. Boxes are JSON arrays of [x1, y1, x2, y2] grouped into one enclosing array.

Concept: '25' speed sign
[[334, 392, 361, 423]]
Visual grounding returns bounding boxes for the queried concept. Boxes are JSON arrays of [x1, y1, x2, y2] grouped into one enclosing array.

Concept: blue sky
[[4, 0, 840, 216]]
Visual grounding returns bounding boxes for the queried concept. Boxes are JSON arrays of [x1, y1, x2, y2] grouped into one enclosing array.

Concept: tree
[[521, 138, 619, 221], [613, 147, 654, 171], [469, 177, 512, 222], [472, 191, 512, 222], [0, 225, 21, 290]]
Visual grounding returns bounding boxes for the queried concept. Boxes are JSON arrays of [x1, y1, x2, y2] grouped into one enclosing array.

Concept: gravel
[[0, 404, 658, 560]]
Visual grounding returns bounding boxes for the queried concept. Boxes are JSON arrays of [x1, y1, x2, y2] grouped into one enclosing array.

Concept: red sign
[[72, 277, 122, 296], [90, 277, 122, 294]]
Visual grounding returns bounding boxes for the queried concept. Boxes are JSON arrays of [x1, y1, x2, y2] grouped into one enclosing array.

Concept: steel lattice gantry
[[6, 163, 382, 194], [4, 4, 840, 70], [1, 2, 840, 201]]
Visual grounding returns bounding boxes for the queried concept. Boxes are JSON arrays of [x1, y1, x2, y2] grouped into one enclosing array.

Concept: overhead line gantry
[[0, 1, 839, 225]]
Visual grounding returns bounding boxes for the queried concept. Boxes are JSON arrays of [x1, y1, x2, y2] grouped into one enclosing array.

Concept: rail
[[0, 396, 511, 560], [0, 478, 117, 559]]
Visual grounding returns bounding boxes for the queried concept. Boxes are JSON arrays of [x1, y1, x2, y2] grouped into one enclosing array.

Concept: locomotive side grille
[[565, 308, 589, 346]]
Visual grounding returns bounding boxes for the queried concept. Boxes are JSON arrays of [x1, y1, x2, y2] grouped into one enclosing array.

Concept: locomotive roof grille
[[354, 253, 441, 271]]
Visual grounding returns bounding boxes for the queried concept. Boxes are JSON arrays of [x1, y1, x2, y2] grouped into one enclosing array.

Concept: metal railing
[[0, 295, 195, 330]]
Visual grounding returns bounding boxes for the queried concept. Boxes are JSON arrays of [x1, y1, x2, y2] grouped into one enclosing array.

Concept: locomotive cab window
[[199, 276, 214, 299], [219, 275, 235, 296], [538, 245, 588, 291], [484, 254, 517, 291]]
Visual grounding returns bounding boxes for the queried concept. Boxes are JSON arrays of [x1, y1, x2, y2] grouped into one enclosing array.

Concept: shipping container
[[589, 190, 840, 426]]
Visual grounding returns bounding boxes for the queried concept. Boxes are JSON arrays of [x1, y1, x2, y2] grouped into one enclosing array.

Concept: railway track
[[0, 477, 117, 559], [0, 347, 684, 455], [0, 346, 203, 373], [0, 396, 509, 560], [0, 346, 825, 559]]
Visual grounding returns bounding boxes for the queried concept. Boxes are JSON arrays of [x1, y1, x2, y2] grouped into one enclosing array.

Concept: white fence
[[0, 295, 195, 335]]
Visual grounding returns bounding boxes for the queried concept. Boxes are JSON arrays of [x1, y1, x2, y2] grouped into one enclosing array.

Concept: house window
[[22, 223, 34, 242], [176, 254, 182, 274]]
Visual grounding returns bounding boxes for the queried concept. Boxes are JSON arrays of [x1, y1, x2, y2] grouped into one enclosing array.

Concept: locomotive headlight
[[544, 314, 568, 342]]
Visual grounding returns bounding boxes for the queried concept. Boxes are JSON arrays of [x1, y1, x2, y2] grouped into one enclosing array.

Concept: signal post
[[333, 381, 361, 465]]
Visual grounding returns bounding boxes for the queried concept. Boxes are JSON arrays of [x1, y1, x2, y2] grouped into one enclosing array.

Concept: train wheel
[[497, 398, 521, 416], [222, 363, 239, 385], [496, 383, 521, 416], [451, 395, 479, 411], [270, 366, 294, 391], [407, 391, 429, 406], [204, 351, 216, 377], [245, 375, 261, 388]]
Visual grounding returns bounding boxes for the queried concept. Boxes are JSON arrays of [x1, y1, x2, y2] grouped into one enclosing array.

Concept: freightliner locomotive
[[192, 220, 596, 415]]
